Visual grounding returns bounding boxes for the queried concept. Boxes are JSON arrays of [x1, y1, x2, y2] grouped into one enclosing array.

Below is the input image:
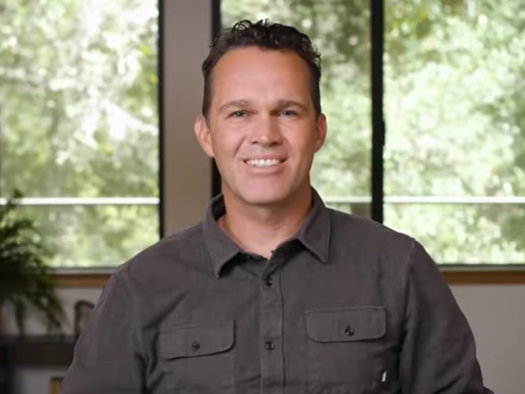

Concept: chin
[[237, 186, 298, 208]]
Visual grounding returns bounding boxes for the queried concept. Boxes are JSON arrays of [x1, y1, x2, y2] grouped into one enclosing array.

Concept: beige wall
[[162, 0, 212, 235], [6, 1, 525, 393]]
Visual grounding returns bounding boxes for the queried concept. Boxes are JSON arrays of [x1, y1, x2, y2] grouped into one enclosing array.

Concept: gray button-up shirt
[[61, 189, 492, 394]]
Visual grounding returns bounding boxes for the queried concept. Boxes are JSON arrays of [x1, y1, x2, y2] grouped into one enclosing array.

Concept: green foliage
[[222, 0, 525, 264], [0, 190, 65, 334], [0, 0, 523, 267], [0, 0, 159, 266]]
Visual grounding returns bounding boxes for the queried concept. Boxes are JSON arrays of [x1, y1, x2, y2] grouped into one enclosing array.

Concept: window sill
[[52, 267, 525, 287], [54, 272, 111, 287], [442, 267, 525, 284]]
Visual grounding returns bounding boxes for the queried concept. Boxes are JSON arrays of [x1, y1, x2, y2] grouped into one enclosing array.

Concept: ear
[[194, 115, 215, 158], [313, 113, 327, 152]]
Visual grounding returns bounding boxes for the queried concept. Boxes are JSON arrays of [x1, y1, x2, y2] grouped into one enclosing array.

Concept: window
[[384, 1, 525, 265], [221, 0, 525, 266], [0, 0, 160, 267]]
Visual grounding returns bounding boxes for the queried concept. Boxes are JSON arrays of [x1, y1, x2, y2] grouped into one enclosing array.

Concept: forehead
[[210, 46, 312, 104]]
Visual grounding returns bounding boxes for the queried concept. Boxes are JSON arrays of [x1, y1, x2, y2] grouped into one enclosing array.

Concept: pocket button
[[191, 341, 200, 352], [345, 326, 355, 337]]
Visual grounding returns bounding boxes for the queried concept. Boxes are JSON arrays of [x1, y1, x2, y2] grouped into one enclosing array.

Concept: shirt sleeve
[[60, 267, 145, 394], [399, 241, 493, 394]]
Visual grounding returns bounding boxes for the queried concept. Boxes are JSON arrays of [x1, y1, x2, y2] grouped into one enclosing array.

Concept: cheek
[[290, 135, 318, 160], [211, 133, 243, 161]]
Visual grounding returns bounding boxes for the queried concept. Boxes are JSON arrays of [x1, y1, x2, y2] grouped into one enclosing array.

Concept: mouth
[[244, 158, 285, 168]]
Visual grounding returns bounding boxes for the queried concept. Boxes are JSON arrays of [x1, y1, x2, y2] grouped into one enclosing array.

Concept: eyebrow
[[218, 99, 309, 113], [218, 99, 251, 113], [275, 99, 309, 112]]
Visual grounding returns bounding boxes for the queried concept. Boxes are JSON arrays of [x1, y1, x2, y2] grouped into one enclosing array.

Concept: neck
[[219, 187, 313, 258]]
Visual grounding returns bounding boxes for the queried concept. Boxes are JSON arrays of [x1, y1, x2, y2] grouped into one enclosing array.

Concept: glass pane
[[16, 205, 159, 268], [0, 0, 159, 267], [384, 1, 525, 264], [385, 203, 525, 265], [221, 0, 372, 216], [0, 0, 159, 198]]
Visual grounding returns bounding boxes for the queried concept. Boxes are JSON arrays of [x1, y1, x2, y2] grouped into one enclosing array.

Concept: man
[[61, 19, 493, 393]]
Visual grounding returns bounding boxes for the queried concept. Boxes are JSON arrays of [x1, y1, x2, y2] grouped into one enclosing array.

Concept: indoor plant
[[0, 190, 64, 335]]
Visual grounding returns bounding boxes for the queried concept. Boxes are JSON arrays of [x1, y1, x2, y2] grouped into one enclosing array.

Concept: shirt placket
[[259, 259, 285, 394]]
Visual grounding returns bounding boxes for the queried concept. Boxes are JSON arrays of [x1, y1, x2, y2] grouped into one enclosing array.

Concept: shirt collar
[[295, 188, 331, 264], [202, 187, 332, 278], [202, 194, 242, 278]]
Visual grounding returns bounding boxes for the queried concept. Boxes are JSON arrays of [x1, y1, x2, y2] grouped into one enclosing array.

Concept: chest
[[145, 259, 403, 394]]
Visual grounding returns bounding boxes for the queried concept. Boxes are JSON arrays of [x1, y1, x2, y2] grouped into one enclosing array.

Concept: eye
[[280, 110, 297, 117], [230, 110, 247, 118]]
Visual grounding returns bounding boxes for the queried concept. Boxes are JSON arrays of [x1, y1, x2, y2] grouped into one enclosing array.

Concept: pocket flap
[[305, 306, 386, 343], [159, 321, 234, 359]]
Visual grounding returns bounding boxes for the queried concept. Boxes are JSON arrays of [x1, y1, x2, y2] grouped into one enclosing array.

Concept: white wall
[[5, 1, 525, 393], [451, 286, 525, 394]]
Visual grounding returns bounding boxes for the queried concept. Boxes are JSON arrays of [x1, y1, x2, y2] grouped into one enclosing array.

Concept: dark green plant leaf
[[0, 189, 64, 334]]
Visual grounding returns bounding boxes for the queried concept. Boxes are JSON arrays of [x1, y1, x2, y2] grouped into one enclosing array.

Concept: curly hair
[[201, 19, 322, 118]]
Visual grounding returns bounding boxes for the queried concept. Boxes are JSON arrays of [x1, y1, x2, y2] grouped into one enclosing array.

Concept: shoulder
[[326, 208, 442, 305], [110, 222, 209, 289], [329, 208, 416, 252], [327, 208, 422, 276]]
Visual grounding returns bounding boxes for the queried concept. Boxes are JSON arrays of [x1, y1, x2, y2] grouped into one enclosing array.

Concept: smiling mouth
[[244, 159, 284, 168]]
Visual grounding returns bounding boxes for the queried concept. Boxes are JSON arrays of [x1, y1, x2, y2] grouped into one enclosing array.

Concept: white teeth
[[246, 159, 280, 167]]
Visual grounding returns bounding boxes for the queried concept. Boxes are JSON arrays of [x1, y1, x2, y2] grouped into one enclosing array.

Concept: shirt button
[[265, 341, 275, 351], [264, 276, 274, 287], [191, 341, 200, 351], [345, 326, 355, 337]]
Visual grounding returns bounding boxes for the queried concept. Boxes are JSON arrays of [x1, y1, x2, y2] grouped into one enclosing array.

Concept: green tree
[[0, 0, 159, 266], [222, 0, 525, 264], [1, 0, 523, 266]]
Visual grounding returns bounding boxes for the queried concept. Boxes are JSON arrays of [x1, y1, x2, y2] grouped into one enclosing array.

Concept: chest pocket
[[305, 306, 387, 394], [159, 321, 235, 394]]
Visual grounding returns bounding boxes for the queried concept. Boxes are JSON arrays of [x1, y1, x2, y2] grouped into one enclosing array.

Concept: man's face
[[195, 46, 326, 208]]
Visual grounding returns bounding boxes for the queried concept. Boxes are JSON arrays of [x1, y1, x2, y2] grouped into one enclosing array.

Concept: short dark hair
[[201, 19, 322, 119]]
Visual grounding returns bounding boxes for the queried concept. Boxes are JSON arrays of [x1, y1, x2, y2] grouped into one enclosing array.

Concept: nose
[[249, 115, 283, 147]]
